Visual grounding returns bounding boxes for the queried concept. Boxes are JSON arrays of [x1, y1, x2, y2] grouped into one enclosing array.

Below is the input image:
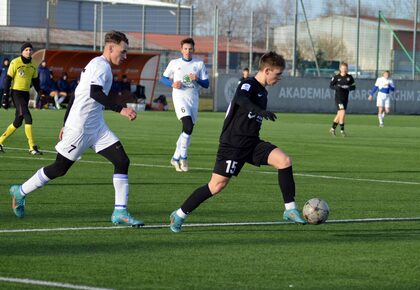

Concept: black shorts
[[335, 96, 348, 110], [12, 90, 30, 115], [213, 140, 277, 177]]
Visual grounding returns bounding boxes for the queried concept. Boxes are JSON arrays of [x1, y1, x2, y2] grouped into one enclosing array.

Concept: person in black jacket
[[329, 62, 355, 137], [169, 51, 307, 233], [0, 58, 10, 108]]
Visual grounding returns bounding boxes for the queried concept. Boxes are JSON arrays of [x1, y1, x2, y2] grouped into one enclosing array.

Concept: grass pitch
[[0, 109, 419, 289]]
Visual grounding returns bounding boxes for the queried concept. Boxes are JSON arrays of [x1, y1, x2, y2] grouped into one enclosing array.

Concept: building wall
[[7, 0, 192, 34], [216, 74, 420, 114]]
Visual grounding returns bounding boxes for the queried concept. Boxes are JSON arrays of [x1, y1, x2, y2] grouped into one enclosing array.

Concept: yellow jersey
[[7, 56, 38, 92]]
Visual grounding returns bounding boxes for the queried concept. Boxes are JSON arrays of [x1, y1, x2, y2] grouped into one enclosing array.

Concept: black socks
[[278, 166, 296, 203], [180, 184, 213, 214]]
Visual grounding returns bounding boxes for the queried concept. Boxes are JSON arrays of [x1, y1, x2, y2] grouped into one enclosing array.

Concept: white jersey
[[65, 56, 112, 133], [163, 57, 208, 103], [374, 77, 395, 95]]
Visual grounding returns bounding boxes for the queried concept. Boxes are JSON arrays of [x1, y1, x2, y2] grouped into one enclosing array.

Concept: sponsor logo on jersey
[[241, 83, 251, 91], [248, 112, 256, 119], [257, 93, 263, 97], [182, 74, 194, 88]]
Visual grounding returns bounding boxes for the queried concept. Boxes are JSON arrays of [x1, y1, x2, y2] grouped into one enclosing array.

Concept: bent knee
[[209, 180, 228, 195], [272, 155, 292, 170], [115, 156, 130, 174]]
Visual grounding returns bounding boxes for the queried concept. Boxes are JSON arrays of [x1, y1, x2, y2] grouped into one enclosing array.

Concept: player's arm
[[368, 79, 379, 101], [90, 84, 124, 112], [62, 93, 75, 126], [329, 76, 339, 90], [32, 77, 41, 93], [389, 80, 395, 92], [369, 85, 378, 96], [348, 76, 356, 91], [196, 78, 209, 88], [3, 75, 12, 93], [161, 61, 181, 89], [90, 85, 136, 121], [59, 93, 75, 140], [192, 63, 209, 88], [236, 84, 276, 121], [160, 75, 173, 87]]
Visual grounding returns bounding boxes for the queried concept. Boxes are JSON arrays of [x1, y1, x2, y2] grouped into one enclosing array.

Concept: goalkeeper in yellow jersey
[[0, 42, 42, 155]]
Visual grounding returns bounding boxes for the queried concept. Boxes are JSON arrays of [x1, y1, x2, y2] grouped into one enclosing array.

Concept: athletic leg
[[267, 147, 306, 224], [170, 173, 230, 232], [98, 141, 144, 226], [9, 153, 74, 218], [378, 107, 384, 126]]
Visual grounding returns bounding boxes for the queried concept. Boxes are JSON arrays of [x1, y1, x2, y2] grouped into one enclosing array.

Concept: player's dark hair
[[340, 62, 348, 67], [259, 51, 285, 70], [181, 37, 195, 47], [105, 30, 129, 45], [243, 67, 249, 72]]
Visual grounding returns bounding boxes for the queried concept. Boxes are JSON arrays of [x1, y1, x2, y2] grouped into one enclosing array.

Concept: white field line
[[1, 217, 420, 234], [1, 147, 419, 186], [0, 277, 113, 290]]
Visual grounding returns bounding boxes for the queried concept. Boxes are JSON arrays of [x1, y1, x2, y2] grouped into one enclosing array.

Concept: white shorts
[[172, 96, 198, 123], [376, 92, 391, 108], [55, 126, 119, 161]]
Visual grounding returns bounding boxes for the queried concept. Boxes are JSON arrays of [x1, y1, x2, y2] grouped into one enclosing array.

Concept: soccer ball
[[302, 198, 330, 225]]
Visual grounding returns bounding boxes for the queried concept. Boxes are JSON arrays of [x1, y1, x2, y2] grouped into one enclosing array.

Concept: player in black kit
[[329, 62, 355, 137], [169, 51, 307, 233]]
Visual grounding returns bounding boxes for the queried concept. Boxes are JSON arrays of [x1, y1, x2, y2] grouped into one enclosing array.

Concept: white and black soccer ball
[[302, 198, 330, 225]]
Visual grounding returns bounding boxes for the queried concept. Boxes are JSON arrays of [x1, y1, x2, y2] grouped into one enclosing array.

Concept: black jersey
[[329, 73, 355, 99], [219, 77, 268, 149]]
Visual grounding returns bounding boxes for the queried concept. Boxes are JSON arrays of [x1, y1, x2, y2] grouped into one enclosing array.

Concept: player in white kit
[[368, 70, 395, 127], [7, 31, 144, 226], [161, 38, 209, 172]]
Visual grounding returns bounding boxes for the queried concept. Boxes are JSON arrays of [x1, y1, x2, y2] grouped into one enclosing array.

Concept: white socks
[[113, 174, 129, 209], [21, 168, 51, 196], [19, 169, 130, 210], [285, 201, 297, 210], [176, 208, 187, 219], [58, 96, 66, 104], [173, 132, 191, 160], [378, 112, 385, 125]]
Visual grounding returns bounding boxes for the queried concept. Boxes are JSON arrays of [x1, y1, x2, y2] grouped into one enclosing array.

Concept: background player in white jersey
[[7, 31, 144, 227], [161, 38, 209, 172], [368, 70, 395, 127]]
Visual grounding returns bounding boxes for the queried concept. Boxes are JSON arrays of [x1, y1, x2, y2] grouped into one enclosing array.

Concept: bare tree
[[189, 0, 249, 37], [321, 0, 374, 17], [380, 0, 416, 19], [316, 36, 350, 62]]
